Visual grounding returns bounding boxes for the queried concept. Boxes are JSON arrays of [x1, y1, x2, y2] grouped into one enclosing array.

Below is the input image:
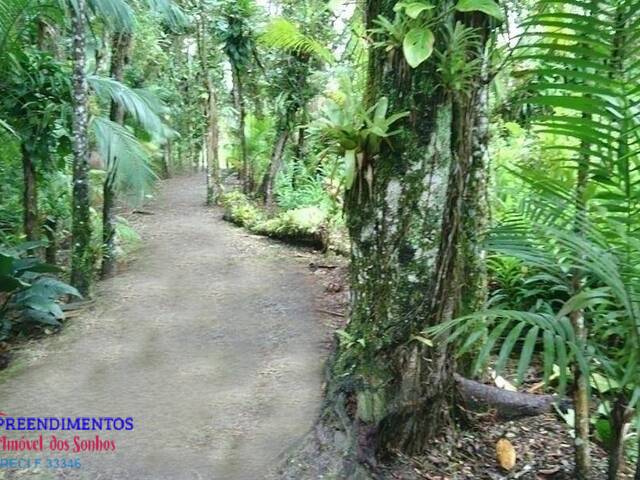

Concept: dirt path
[[0, 175, 328, 480]]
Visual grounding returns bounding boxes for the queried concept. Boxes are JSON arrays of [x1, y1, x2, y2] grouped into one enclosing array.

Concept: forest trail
[[0, 175, 328, 480]]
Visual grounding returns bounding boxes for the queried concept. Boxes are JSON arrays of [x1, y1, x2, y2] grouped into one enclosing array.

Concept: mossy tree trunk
[[196, 5, 222, 206], [101, 32, 132, 279], [262, 106, 297, 209], [330, 0, 493, 461], [70, 0, 93, 296], [21, 143, 39, 243]]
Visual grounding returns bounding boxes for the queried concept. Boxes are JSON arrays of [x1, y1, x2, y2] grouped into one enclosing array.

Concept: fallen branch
[[309, 262, 338, 270], [455, 374, 570, 420]]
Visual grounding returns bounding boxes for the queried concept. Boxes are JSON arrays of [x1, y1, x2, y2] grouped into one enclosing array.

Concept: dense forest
[[1, 0, 640, 478]]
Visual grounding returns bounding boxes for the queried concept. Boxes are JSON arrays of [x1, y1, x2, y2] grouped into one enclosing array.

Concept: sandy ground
[[0, 175, 328, 480]]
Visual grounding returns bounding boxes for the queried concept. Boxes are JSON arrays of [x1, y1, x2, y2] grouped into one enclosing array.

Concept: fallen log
[[455, 374, 570, 420]]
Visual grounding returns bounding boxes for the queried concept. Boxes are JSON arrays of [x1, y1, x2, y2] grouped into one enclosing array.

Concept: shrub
[[255, 206, 327, 239], [0, 242, 80, 339], [220, 191, 264, 228]]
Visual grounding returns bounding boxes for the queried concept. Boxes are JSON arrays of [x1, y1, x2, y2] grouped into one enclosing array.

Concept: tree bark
[[21, 144, 38, 243], [101, 32, 132, 279], [196, 7, 222, 206], [328, 0, 492, 460], [608, 397, 633, 480], [70, 0, 93, 296], [455, 374, 566, 420], [263, 127, 290, 210], [635, 434, 640, 480], [572, 74, 593, 480], [291, 124, 306, 189], [43, 216, 57, 265], [231, 65, 250, 193]]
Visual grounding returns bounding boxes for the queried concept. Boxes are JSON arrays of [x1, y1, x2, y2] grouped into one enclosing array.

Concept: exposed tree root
[[455, 374, 569, 420], [274, 375, 567, 479]]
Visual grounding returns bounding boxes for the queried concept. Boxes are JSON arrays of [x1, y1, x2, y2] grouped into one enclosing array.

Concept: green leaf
[[344, 149, 357, 189], [402, 28, 435, 68], [517, 326, 539, 384], [373, 97, 389, 124], [0, 275, 27, 293], [0, 254, 13, 276], [22, 308, 61, 327], [590, 372, 619, 394], [12, 258, 61, 275], [496, 321, 526, 375], [472, 320, 510, 375], [542, 330, 555, 386], [454, 0, 504, 21], [395, 1, 435, 19]]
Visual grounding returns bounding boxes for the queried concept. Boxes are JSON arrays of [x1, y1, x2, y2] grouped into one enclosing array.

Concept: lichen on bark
[[328, 0, 494, 463]]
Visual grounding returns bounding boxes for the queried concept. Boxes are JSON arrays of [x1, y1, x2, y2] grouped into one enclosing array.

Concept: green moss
[[256, 206, 326, 236], [220, 191, 264, 228], [220, 191, 350, 252]]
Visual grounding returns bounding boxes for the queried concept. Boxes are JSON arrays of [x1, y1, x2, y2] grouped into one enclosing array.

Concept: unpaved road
[[0, 175, 327, 480]]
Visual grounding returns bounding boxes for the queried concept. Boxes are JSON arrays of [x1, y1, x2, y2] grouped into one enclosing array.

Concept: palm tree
[[100, 0, 186, 277], [431, 0, 640, 475], [196, 0, 222, 206], [70, 0, 92, 295], [219, 0, 257, 192]]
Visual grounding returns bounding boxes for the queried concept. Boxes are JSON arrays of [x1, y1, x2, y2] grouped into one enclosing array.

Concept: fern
[[260, 17, 333, 63]]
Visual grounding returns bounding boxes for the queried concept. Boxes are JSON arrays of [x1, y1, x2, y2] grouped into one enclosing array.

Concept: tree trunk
[[196, 8, 222, 206], [101, 32, 132, 279], [329, 0, 492, 461], [635, 434, 640, 480], [162, 141, 171, 179], [21, 144, 38, 243], [70, 0, 93, 296], [608, 397, 633, 480], [571, 158, 591, 478], [205, 82, 222, 205], [231, 65, 249, 193], [263, 127, 290, 210], [291, 124, 306, 189], [44, 216, 57, 265]]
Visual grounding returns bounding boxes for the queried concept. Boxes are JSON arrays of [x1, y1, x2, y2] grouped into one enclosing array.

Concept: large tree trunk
[[70, 0, 93, 296], [21, 144, 38, 243], [330, 0, 492, 461], [101, 32, 132, 279]]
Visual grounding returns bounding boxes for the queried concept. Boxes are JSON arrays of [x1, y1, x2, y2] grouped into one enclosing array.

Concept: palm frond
[[92, 116, 157, 200], [88, 75, 171, 140], [87, 0, 135, 32], [145, 0, 189, 32], [0, 0, 47, 59]]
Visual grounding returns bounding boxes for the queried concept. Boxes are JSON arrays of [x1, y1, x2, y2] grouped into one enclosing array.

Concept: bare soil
[[0, 175, 329, 480]]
